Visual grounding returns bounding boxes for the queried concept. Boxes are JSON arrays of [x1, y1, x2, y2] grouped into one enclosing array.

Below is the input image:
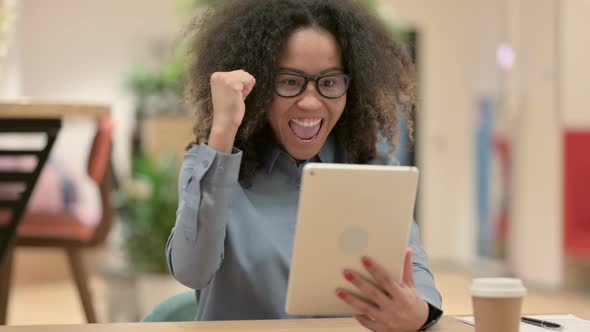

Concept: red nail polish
[[362, 257, 372, 268], [344, 271, 355, 281], [336, 290, 347, 299]]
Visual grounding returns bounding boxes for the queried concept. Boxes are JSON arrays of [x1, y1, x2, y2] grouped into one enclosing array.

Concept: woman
[[166, 0, 442, 330]]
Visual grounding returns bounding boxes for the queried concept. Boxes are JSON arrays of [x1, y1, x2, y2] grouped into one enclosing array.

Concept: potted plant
[[118, 154, 177, 273], [125, 40, 194, 165], [112, 152, 191, 317]]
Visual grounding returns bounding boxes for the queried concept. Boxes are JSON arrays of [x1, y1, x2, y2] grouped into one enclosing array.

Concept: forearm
[[208, 125, 238, 154]]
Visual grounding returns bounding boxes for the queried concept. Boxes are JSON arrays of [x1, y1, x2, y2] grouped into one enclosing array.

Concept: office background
[[0, 0, 588, 325]]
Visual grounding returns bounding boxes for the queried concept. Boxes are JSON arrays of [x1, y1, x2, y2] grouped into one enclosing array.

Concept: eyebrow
[[278, 67, 344, 75]]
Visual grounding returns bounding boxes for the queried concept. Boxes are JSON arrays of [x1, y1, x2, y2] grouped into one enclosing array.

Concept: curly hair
[[185, 0, 416, 185]]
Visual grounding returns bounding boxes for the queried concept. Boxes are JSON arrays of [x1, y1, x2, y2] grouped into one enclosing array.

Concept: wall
[[561, 0, 590, 129], [381, 0, 586, 287], [379, 0, 485, 264], [505, 0, 563, 287], [0, 0, 21, 98], [498, 0, 590, 287], [14, 0, 187, 176]]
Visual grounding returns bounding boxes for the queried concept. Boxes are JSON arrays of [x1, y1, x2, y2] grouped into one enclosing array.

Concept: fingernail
[[362, 257, 372, 268], [336, 289, 347, 299], [344, 271, 355, 281]]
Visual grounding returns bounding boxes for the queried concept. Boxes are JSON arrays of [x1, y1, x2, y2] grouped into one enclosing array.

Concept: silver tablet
[[285, 163, 419, 316]]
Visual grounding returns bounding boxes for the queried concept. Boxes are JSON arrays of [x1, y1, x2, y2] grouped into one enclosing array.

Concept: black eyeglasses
[[273, 71, 351, 99]]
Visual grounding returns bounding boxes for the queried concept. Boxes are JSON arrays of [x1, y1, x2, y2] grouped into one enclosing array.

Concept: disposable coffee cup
[[470, 278, 527, 332]]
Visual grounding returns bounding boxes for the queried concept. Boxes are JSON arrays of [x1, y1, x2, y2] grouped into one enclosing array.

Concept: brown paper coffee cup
[[470, 278, 527, 332]]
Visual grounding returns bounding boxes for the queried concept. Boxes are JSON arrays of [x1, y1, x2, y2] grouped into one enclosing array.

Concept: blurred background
[[0, 0, 588, 325]]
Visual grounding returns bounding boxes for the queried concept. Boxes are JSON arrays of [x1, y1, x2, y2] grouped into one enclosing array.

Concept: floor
[[4, 248, 590, 326]]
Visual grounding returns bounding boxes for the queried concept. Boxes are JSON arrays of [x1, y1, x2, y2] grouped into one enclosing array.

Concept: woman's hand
[[208, 70, 256, 153], [336, 248, 429, 332]]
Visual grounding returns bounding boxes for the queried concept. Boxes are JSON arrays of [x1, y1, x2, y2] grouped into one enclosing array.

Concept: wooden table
[[0, 102, 110, 119], [0, 102, 110, 324], [1, 313, 588, 331], [0, 316, 472, 331]]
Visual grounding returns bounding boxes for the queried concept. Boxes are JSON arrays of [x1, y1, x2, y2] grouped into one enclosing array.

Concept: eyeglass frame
[[273, 71, 351, 99]]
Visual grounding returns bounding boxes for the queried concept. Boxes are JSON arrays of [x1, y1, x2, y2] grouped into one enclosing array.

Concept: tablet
[[285, 163, 419, 316]]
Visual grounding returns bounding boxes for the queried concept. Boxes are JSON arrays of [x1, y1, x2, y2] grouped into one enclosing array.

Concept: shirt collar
[[317, 134, 336, 164], [264, 145, 282, 174], [264, 134, 337, 174]]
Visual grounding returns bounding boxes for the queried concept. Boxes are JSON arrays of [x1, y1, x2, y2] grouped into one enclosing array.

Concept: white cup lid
[[470, 278, 527, 298]]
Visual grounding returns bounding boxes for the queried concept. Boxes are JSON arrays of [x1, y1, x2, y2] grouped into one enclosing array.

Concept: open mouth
[[289, 118, 324, 143]]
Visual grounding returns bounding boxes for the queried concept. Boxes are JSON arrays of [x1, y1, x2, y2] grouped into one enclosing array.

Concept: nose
[[296, 82, 323, 111]]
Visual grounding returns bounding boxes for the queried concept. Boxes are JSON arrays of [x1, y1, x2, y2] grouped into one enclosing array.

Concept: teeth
[[291, 118, 322, 127]]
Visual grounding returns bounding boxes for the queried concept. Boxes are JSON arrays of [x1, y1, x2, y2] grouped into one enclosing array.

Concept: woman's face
[[267, 27, 346, 161]]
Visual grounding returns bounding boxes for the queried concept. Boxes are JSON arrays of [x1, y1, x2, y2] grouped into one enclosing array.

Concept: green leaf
[[119, 152, 180, 274]]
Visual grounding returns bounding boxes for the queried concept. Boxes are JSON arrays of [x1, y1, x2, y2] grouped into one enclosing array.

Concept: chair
[[142, 291, 198, 322], [0, 116, 60, 325], [0, 117, 115, 324]]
